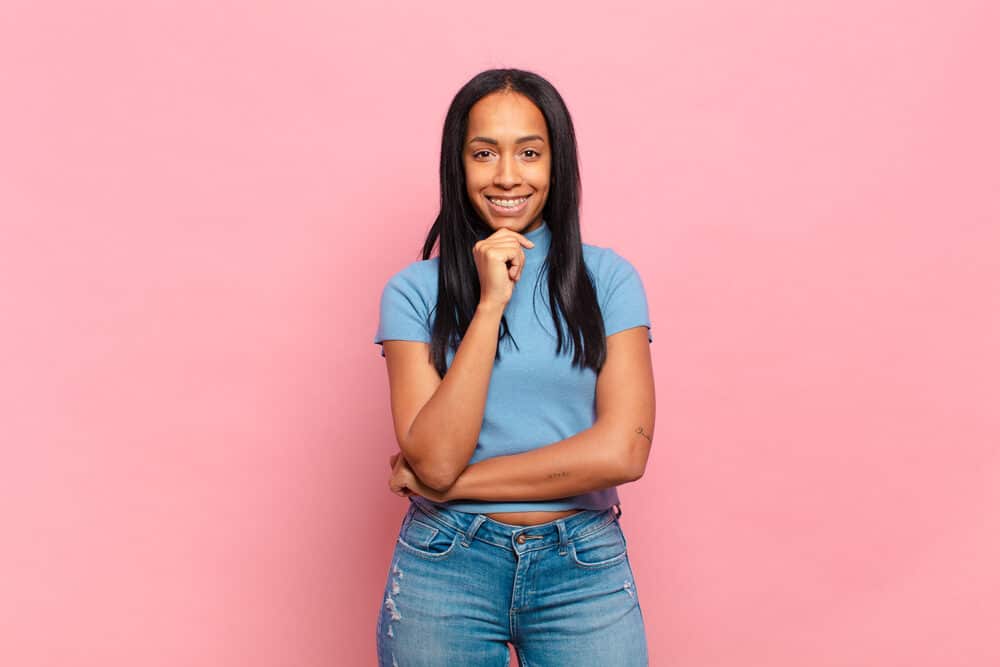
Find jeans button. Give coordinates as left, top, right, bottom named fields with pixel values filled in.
left=516, top=534, right=526, bottom=544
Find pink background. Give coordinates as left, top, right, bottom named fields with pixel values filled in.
left=2, top=1, right=998, bottom=665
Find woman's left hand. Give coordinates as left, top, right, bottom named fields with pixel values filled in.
left=388, top=451, right=448, bottom=503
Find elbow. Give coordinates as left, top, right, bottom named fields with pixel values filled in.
left=619, top=441, right=652, bottom=483
left=399, top=433, right=462, bottom=493
left=414, top=463, right=460, bottom=494
left=624, top=460, right=647, bottom=483
left=402, top=452, right=458, bottom=493
left=597, top=415, right=654, bottom=485
left=608, top=450, right=644, bottom=486
left=618, top=460, right=645, bottom=484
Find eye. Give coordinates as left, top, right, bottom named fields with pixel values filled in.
left=472, top=150, right=492, bottom=159
left=523, top=149, right=540, bottom=158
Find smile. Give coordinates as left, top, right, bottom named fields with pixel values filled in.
left=485, top=194, right=531, bottom=213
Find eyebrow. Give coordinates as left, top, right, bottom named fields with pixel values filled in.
left=467, top=134, right=546, bottom=146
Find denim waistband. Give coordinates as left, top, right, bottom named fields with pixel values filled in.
left=408, top=496, right=623, bottom=553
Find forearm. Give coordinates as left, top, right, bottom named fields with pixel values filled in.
left=405, top=302, right=504, bottom=490
left=442, top=421, right=636, bottom=503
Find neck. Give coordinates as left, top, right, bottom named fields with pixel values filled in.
left=521, top=219, right=551, bottom=270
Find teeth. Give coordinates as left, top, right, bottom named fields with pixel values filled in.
left=488, top=196, right=528, bottom=208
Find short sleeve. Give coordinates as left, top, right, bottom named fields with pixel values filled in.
left=600, top=250, right=653, bottom=343
left=373, top=268, right=434, bottom=357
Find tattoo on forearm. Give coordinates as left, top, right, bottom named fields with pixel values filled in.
left=547, top=471, right=570, bottom=480
left=635, top=426, right=653, bottom=442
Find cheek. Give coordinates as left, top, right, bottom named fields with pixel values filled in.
left=531, top=177, right=550, bottom=196
left=530, top=163, right=551, bottom=190
left=464, top=182, right=486, bottom=210
left=467, top=185, right=485, bottom=205
left=464, top=166, right=487, bottom=192
left=463, top=177, right=479, bottom=197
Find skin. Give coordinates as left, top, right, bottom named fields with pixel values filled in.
left=463, top=90, right=550, bottom=238
left=385, top=90, right=655, bottom=526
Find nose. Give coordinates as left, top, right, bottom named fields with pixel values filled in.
left=493, top=153, right=521, bottom=189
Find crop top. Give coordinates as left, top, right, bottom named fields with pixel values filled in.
left=373, top=219, right=652, bottom=513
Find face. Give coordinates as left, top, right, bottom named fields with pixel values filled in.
left=464, top=91, right=551, bottom=234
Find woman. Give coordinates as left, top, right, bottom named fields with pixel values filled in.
left=373, top=68, right=655, bottom=666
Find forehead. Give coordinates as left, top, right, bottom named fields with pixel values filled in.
left=466, top=91, right=548, bottom=140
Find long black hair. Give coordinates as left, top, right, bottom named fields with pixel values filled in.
left=421, top=68, right=607, bottom=378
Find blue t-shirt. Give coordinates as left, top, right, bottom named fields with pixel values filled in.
left=373, top=219, right=652, bottom=513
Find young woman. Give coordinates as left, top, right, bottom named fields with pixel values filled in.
left=373, top=68, right=655, bottom=666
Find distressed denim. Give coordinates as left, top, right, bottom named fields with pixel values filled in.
left=375, top=496, right=649, bottom=666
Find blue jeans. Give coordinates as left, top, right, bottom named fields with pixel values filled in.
left=375, top=496, right=649, bottom=666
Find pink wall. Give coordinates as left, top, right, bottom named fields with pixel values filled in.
left=2, top=1, right=998, bottom=665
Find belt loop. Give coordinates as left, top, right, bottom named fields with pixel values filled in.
left=555, top=519, right=569, bottom=556
left=462, top=514, right=487, bottom=548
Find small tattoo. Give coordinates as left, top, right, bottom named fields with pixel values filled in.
left=635, top=426, right=653, bottom=442
left=547, top=471, right=570, bottom=480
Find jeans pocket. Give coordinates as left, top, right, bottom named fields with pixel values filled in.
left=569, top=518, right=628, bottom=569
left=396, top=507, right=462, bottom=561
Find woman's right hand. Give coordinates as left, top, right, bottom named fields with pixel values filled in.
left=473, top=228, right=536, bottom=308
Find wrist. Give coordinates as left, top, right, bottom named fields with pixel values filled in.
left=475, top=301, right=505, bottom=320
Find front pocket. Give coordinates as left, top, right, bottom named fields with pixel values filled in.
left=569, top=520, right=628, bottom=569
left=396, top=511, right=461, bottom=561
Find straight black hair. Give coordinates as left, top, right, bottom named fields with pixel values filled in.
left=420, top=68, right=607, bottom=378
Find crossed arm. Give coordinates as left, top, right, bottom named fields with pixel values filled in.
left=388, top=325, right=655, bottom=502
left=435, top=418, right=654, bottom=503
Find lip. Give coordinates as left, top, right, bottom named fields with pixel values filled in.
left=485, top=193, right=532, bottom=216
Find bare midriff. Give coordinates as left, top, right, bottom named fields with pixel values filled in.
left=485, top=509, right=583, bottom=526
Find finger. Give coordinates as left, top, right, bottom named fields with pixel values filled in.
left=491, top=228, right=536, bottom=248
left=496, top=247, right=523, bottom=273
left=485, top=242, right=522, bottom=262
left=512, top=251, right=526, bottom=281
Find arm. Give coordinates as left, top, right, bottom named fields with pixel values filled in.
left=442, top=421, right=635, bottom=502
left=441, top=325, right=656, bottom=502
left=384, top=302, right=504, bottom=492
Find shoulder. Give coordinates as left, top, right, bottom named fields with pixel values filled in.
left=377, top=257, right=440, bottom=323
left=582, top=241, right=649, bottom=309
left=582, top=242, right=652, bottom=340
left=374, top=257, right=440, bottom=350
left=381, top=256, right=439, bottom=296
left=582, top=242, right=644, bottom=283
